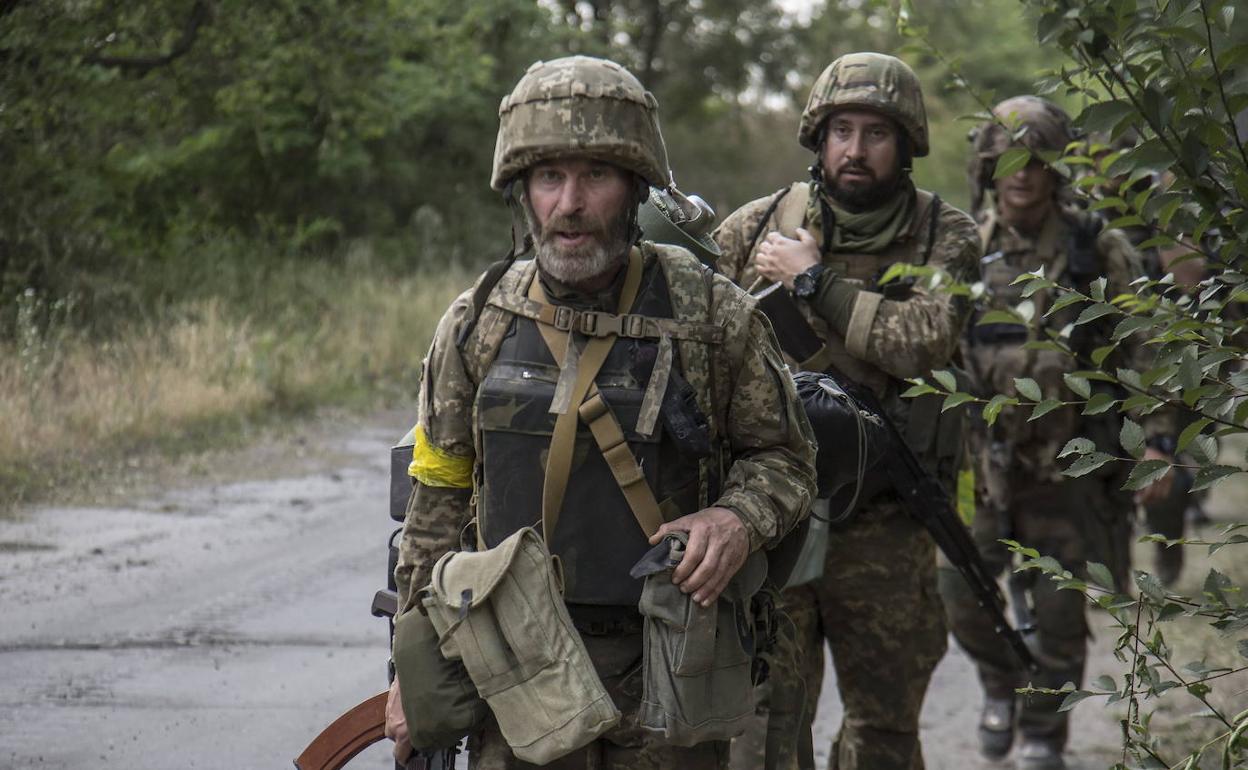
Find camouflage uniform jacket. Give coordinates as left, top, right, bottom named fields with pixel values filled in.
left=395, top=243, right=817, bottom=612
left=964, top=205, right=1166, bottom=479
left=712, top=180, right=980, bottom=409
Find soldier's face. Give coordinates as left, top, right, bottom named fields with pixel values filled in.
left=524, top=158, right=634, bottom=286
left=993, top=159, right=1058, bottom=215
left=820, top=110, right=902, bottom=210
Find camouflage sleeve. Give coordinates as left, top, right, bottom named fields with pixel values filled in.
left=710, top=279, right=818, bottom=551
left=712, top=196, right=774, bottom=288
left=838, top=203, right=982, bottom=379
left=1098, top=228, right=1179, bottom=440
left=394, top=288, right=478, bottom=614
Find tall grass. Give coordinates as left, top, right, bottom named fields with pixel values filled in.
left=0, top=255, right=470, bottom=509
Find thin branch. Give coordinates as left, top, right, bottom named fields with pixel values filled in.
left=84, top=1, right=208, bottom=76
left=1199, top=0, right=1248, bottom=171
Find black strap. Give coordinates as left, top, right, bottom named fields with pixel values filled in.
left=455, top=254, right=516, bottom=349
left=744, top=187, right=792, bottom=262
left=921, top=194, right=942, bottom=266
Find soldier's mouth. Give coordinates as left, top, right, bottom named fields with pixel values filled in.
left=554, top=231, right=592, bottom=247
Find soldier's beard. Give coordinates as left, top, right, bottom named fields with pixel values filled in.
left=525, top=205, right=633, bottom=287
left=827, top=162, right=904, bottom=212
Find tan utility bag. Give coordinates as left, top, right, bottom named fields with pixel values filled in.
left=421, top=527, right=620, bottom=765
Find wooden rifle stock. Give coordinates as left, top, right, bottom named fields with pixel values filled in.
left=294, top=691, right=388, bottom=770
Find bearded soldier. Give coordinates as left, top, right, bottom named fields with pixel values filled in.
left=384, top=56, right=817, bottom=769
left=714, top=52, right=980, bottom=770
left=941, top=95, right=1172, bottom=770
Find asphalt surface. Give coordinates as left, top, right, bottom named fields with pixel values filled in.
left=0, top=413, right=1127, bottom=770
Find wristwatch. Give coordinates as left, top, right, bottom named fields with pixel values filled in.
left=793, top=264, right=828, bottom=298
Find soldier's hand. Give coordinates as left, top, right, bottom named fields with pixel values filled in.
left=755, top=228, right=820, bottom=289
left=650, top=506, right=749, bottom=607
left=385, top=679, right=414, bottom=762
left=1134, top=446, right=1176, bottom=506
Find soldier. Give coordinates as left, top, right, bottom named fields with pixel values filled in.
left=943, top=95, right=1172, bottom=770
left=385, top=55, right=818, bottom=769
left=714, top=52, right=981, bottom=770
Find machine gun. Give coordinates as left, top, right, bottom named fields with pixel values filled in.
left=294, top=430, right=460, bottom=770
left=753, top=282, right=1037, bottom=672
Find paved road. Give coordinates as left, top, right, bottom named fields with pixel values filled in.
left=0, top=415, right=1126, bottom=769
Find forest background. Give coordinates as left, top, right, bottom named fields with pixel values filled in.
left=1, top=0, right=1066, bottom=505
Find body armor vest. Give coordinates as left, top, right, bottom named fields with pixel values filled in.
left=475, top=262, right=703, bottom=606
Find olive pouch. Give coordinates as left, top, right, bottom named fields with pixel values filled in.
left=632, top=532, right=768, bottom=746
left=392, top=604, right=488, bottom=749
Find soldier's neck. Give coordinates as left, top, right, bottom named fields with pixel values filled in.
left=997, top=200, right=1054, bottom=238
left=538, top=256, right=628, bottom=309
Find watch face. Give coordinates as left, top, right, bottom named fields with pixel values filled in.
left=794, top=272, right=816, bottom=297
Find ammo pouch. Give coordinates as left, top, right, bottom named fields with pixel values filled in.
left=421, top=527, right=620, bottom=765
left=631, top=532, right=768, bottom=746
left=903, top=366, right=972, bottom=491
left=393, top=605, right=489, bottom=749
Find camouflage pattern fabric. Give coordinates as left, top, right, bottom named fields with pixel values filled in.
left=395, top=244, right=817, bottom=763
left=946, top=205, right=1153, bottom=746
left=491, top=56, right=670, bottom=190
left=799, top=52, right=930, bottom=156
left=714, top=185, right=979, bottom=770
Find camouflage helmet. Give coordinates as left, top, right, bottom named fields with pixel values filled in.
left=970, top=95, right=1076, bottom=160
left=637, top=186, right=720, bottom=267
left=491, top=56, right=671, bottom=191
left=968, top=95, right=1076, bottom=213
left=799, top=52, right=929, bottom=157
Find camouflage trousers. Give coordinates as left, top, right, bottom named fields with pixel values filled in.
left=730, top=499, right=947, bottom=770
left=468, top=630, right=729, bottom=770
left=937, top=478, right=1099, bottom=745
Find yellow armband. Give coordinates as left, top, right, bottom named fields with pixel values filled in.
left=408, top=426, right=474, bottom=489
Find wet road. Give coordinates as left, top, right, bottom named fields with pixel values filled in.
left=0, top=425, right=401, bottom=769
left=0, top=415, right=1125, bottom=769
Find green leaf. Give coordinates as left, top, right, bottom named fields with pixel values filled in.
left=1090, top=344, right=1116, bottom=366
left=994, top=147, right=1032, bottom=179
left=1058, top=437, right=1095, bottom=459
left=1065, top=451, right=1115, bottom=477
left=1113, top=315, right=1155, bottom=341
left=1077, top=100, right=1135, bottom=134
left=933, top=369, right=957, bottom=392
left=1030, top=398, right=1064, bottom=420
left=1092, top=673, right=1116, bottom=692
left=1064, top=373, right=1092, bottom=399
left=1083, top=392, right=1118, bottom=414
left=983, top=394, right=1018, bottom=426
left=1014, top=377, right=1042, bottom=402
left=1178, top=418, right=1213, bottom=452
left=1135, top=571, right=1167, bottom=602
left=1087, top=562, right=1117, bottom=591
left=1057, top=689, right=1096, bottom=711
left=975, top=309, right=1026, bottom=326
left=1046, top=292, right=1090, bottom=317
left=1120, top=418, right=1145, bottom=459
left=1089, top=277, right=1107, bottom=302
left=1191, top=465, right=1241, bottom=492
left=942, top=392, right=976, bottom=412
left=1123, top=459, right=1171, bottom=490
left=1074, top=302, right=1118, bottom=326
left=900, top=381, right=939, bottom=398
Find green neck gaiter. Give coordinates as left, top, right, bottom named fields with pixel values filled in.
left=811, top=177, right=917, bottom=254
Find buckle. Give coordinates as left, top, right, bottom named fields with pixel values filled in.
left=578, top=311, right=624, bottom=337
left=622, top=314, right=646, bottom=338
left=552, top=305, right=575, bottom=331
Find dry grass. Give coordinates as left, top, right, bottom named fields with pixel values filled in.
left=0, top=262, right=470, bottom=508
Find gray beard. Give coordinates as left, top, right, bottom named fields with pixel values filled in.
left=524, top=202, right=633, bottom=287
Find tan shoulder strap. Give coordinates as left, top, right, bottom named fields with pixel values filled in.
left=774, top=181, right=811, bottom=239
left=527, top=249, right=663, bottom=544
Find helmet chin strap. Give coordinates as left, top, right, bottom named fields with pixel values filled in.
left=505, top=179, right=536, bottom=258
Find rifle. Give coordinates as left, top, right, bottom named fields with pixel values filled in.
left=753, top=282, right=1037, bottom=672
left=293, top=433, right=462, bottom=770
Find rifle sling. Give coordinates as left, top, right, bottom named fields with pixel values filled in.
left=527, top=249, right=663, bottom=543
